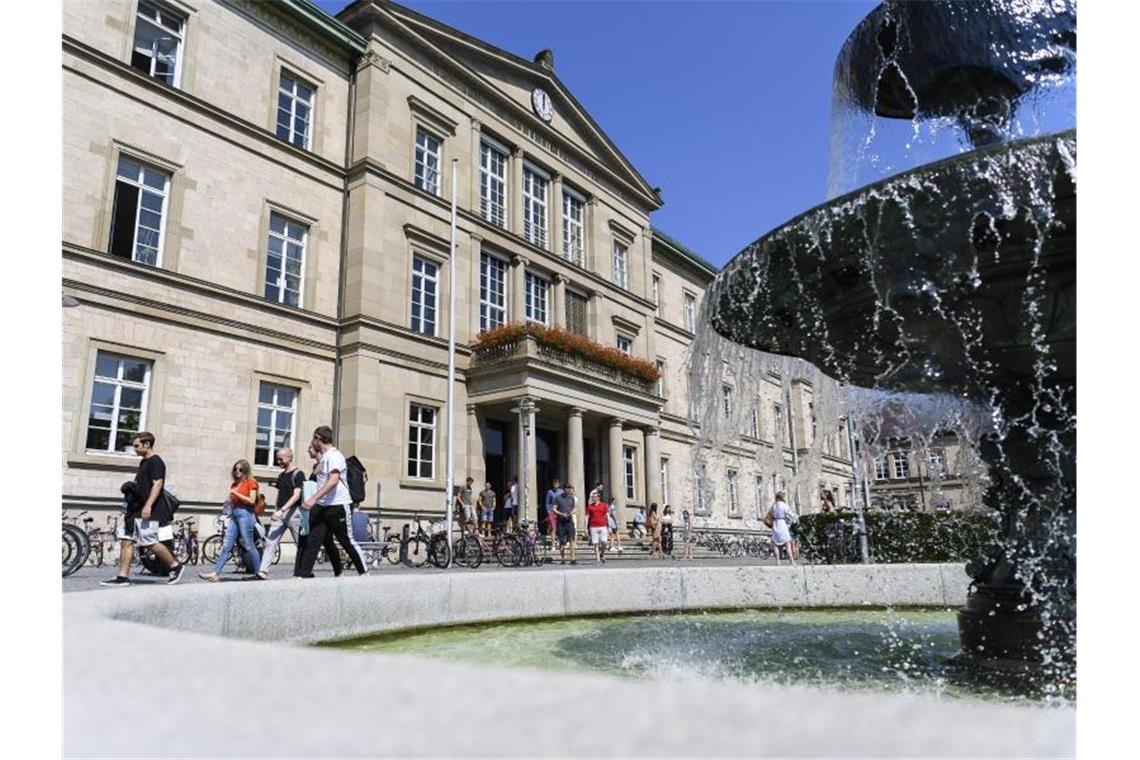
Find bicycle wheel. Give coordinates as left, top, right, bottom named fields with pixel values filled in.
left=383, top=542, right=401, bottom=564
left=87, top=535, right=105, bottom=567
left=402, top=536, right=430, bottom=567
left=63, top=524, right=89, bottom=576
left=453, top=535, right=480, bottom=569
left=200, top=534, right=223, bottom=566
left=494, top=534, right=523, bottom=568
left=429, top=534, right=451, bottom=569
left=531, top=538, right=548, bottom=566
left=172, top=536, right=190, bottom=566
left=62, top=528, right=83, bottom=577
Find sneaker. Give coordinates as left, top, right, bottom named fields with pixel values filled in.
left=167, top=564, right=185, bottom=585
left=100, top=576, right=131, bottom=587
left=256, top=570, right=269, bottom=581
left=198, top=571, right=219, bottom=582
left=570, top=560, right=578, bottom=565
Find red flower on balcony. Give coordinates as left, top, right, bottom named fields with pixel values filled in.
left=473, top=323, right=662, bottom=383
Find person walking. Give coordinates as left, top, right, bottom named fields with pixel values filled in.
left=631, top=506, right=647, bottom=540
left=585, top=489, right=610, bottom=564
left=477, top=481, right=496, bottom=538
left=553, top=483, right=577, bottom=565
left=199, top=459, right=261, bottom=581
left=101, top=431, right=183, bottom=586
left=294, top=444, right=343, bottom=577
left=544, top=478, right=562, bottom=541
left=661, top=505, right=676, bottom=558
left=606, top=496, right=624, bottom=555
left=767, top=492, right=798, bottom=565
left=254, top=447, right=306, bottom=580
left=647, top=503, right=663, bottom=559
left=296, top=426, right=367, bottom=577
left=681, top=509, right=694, bottom=561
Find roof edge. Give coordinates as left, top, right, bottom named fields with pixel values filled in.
left=652, top=228, right=719, bottom=277
left=278, top=0, right=367, bottom=56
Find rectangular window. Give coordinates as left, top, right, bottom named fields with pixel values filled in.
left=623, top=445, right=637, bottom=500
left=523, top=166, right=549, bottom=248
left=695, top=465, right=709, bottom=514
left=755, top=475, right=766, bottom=518
left=874, top=456, right=889, bottom=480
left=407, top=403, right=437, bottom=479
left=722, top=385, right=732, bottom=418
left=928, top=449, right=946, bottom=475
left=524, top=271, right=550, bottom=324
left=414, top=129, right=442, bottom=196
left=109, top=156, right=170, bottom=266
left=479, top=141, right=507, bottom=228
left=131, top=1, right=184, bottom=86
left=479, top=252, right=507, bottom=330
left=892, top=452, right=910, bottom=479
left=750, top=407, right=760, bottom=438
left=660, top=458, right=670, bottom=505
left=410, top=255, right=439, bottom=335
left=655, top=360, right=666, bottom=398
left=651, top=274, right=661, bottom=311
left=565, top=289, right=588, bottom=336
left=264, top=213, right=307, bottom=308
left=683, top=292, right=696, bottom=332
left=276, top=72, right=315, bottom=150
left=617, top=334, right=633, bottom=356
left=727, top=469, right=740, bottom=516
left=612, top=241, right=628, bottom=289
left=562, top=190, right=585, bottom=266
left=255, top=383, right=298, bottom=467
left=86, top=351, right=151, bottom=454
left=773, top=403, right=784, bottom=440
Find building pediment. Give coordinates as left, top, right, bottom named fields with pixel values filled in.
left=341, top=1, right=661, bottom=211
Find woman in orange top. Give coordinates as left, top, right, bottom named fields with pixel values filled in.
left=199, top=459, right=261, bottom=581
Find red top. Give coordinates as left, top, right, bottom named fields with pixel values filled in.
left=231, top=477, right=258, bottom=511
left=585, top=501, right=609, bottom=528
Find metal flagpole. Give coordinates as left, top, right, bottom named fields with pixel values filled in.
left=444, top=160, right=458, bottom=566
left=846, top=416, right=871, bottom=564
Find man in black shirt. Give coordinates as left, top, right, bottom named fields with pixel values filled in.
left=256, top=446, right=306, bottom=580
left=102, top=431, right=183, bottom=586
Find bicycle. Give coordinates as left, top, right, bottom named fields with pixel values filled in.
left=200, top=514, right=280, bottom=573
left=62, top=521, right=88, bottom=577
left=452, top=517, right=485, bottom=569
left=400, top=514, right=450, bottom=568
left=493, top=520, right=548, bottom=568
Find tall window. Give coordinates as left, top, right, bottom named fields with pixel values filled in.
left=479, top=252, right=507, bottom=330
left=276, top=72, right=315, bottom=150
left=683, top=292, right=696, bottom=332
left=565, top=289, right=588, bottom=336
left=86, top=352, right=151, bottom=454
left=562, top=191, right=585, bottom=265
left=612, top=241, right=628, bottom=289
left=660, top=458, right=670, bottom=505
left=755, top=475, right=766, bottom=518
left=892, top=452, right=910, bottom=479
left=727, top=469, right=740, bottom=516
left=131, top=1, right=184, bottom=86
left=651, top=274, right=661, bottom=311
left=265, top=213, right=307, bottom=308
left=655, top=360, right=666, bottom=398
left=928, top=449, right=946, bottom=475
left=407, top=403, right=437, bottom=479
left=722, top=385, right=732, bottom=418
left=523, top=167, right=549, bottom=247
left=617, top=334, right=633, bottom=356
left=750, top=407, right=760, bottom=438
left=479, top=141, right=507, bottom=228
left=773, top=403, right=784, bottom=440
left=255, top=383, right=297, bottom=467
left=695, top=465, right=709, bottom=514
left=109, top=156, right=169, bottom=266
left=623, top=445, right=637, bottom=500
left=874, top=456, right=889, bottom=480
left=414, top=129, right=442, bottom=196
left=410, top=256, right=438, bottom=335
left=524, top=271, right=550, bottom=324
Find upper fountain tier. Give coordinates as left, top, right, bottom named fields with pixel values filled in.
left=827, top=0, right=1075, bottom=198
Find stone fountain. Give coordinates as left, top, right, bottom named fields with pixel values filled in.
left=702, top=0, right=1076, bottom=686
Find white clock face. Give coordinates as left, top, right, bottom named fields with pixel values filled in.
left=532, top=88, right=553, bottom=122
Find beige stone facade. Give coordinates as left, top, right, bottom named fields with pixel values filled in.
left=64, top=0, right=898, bottom=539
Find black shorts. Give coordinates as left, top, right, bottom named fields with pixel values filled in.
left=556, top=519, right=575, bottom=544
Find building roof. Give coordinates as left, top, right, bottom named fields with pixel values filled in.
left=278, top=0, right=368, bottom=55
left=652, top=228, right=719, bottom=278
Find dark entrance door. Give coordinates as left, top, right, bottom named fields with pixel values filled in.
left=483, top=420, right=508, bottom=500
left=583, top=437, right=596, bottom=491
left=535, top=427, right=560, bottom=527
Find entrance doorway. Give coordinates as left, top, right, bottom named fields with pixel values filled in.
left=483, top=420, right=508, bottom=499
left=534, top=427, right=560, bottom=523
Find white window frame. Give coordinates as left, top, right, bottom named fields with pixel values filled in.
left=651, top=274, right=661, bottom=312
left=414, top=128, right=443, bottom=196
left=727, top=469, right=740, bottom=516
left=562, top=188, right=585, bottom=266
left=722, top=385, right=733, bottom=418
left=928, top=449, right=946, bottom=475
left=695, top=465, right=710, bottom=515
left=265, top=212, right=308, bottom=308
left=874, top=456, right=889, bottom=480
left=524, top=271, right=550, bottom=325
left=623, top=445, right=637, bottom=501
left=85, top=351, right=152, bottom=455
left=655, top=360, right=666, bottom=398
left=479, top=139, right=508, bottom=228
left=112, top=156, right=170, bottom=267
left=892, top=452, right=910, bottom=479
left=616, top=334, right=634, bottom=356
left=276, top=71, right=315, bottom=150
left=131, top=0, right=185, bottom=87
left=682, top=292, right=696, bottom=332
left=479, top=251, right=508, bottom=331
left=410, top=255, right=439, bottom=336
left=612, top=240, right=629, bottom=289
left=523, top=164, right=549, bottom=248
left=407, top=403, right=438, bottom=480
left=660, top=457, right=670, bottom=505
left=255, top=382, right=299, bottom=468
left=750, top=407, right=760, bottom=438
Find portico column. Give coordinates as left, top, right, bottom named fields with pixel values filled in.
left=608, top=418, right=626, bottom=526
left=567, top=407, right=585, bottom=523
left=644, top=425, right=662, bottom=508
left=510, top=254, right=528, bottom=323
left=515, top=398, right=539, bottom=523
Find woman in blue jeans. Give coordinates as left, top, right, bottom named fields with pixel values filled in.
left=199, top=459, right=261, bottom=581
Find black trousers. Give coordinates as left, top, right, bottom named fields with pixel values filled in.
left=662, top=526, right=674, bottom=555
left=294, top=529, right=343, bottom=577
left=298, top=504, right=366, bottom=577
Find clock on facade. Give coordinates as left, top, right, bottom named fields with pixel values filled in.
left=531, top=88, right=553, bottom=122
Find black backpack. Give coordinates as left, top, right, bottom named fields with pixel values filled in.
left=345, top=456, right=367, bottom=505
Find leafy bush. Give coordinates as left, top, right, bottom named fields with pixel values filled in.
left=797, top=509, right=1000, bottom=564
left=472, top=322, right=662, bottom=383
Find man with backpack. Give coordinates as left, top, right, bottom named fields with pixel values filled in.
left=296, top=426, right=368, bottom=577
left=256, top=446, right=306, bottom=580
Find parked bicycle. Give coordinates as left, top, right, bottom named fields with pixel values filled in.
left=400, top=514, right=450, bottom=568
left=493, top=519, right=548, bottom=568
left=62, top=516, right=89, bottom=577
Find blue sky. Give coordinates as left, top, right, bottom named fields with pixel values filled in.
left=314, top=0, right=878, bottom=267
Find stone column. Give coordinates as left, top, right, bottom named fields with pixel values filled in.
left=550, top=172, right=564, bottom=258
left=551, top=273, right=567, bottom=329
left=466, top=404, right=484, bottom=486
left=567, top=407, right=585, bottom=523
left=515, top=398, right=539, bottom=524
left=511, top=147, right=525, bottom=237
left=510, top=254, right=528, bottom=323
left=644, top=425, right=662, bottom=508
left=608, top=418, right=626, bottom=526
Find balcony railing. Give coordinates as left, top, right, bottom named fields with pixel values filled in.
left=472, top=335, right=657, bottom=396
